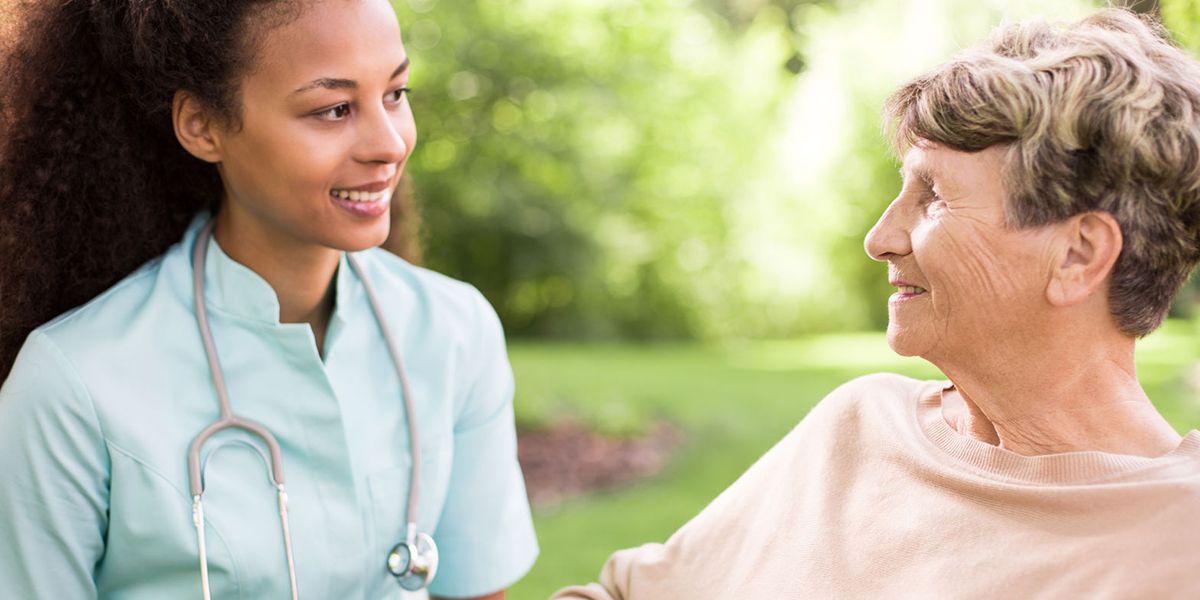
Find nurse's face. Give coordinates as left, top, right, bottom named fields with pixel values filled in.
left=214, top=0, right=416, bottom=253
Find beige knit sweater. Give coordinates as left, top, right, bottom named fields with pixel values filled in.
left=552, top=374, right=1200, bottom=599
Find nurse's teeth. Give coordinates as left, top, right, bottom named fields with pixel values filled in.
left=330, top=188, right=390, bottom=202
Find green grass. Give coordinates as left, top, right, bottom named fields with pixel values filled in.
left=505, top=322, right=1200, bottom=599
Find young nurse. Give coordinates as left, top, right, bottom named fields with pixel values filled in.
left=0, top=0, right=537, bottom=598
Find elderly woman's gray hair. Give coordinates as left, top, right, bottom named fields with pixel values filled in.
left=885, top=8, right=1200, bottom=336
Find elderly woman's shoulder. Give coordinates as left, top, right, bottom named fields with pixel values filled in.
left=830, top=372, right=940, bottom=401
left=808, top=372, right=943, bottom=421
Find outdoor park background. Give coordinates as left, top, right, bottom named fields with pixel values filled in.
left=388, top=0, right=1200, bottom=597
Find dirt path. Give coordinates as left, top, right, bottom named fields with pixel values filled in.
left=518, top=420, right=683, bottom=508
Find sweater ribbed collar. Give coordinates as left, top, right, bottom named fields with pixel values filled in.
left=916, top=382, right=1200, bottom=485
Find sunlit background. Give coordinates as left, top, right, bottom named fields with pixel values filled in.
left=389, top=0, right=1200, bottom=596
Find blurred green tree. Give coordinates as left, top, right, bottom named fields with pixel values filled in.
left=1162, top=0, right=1200, bottom=320
left=1164, top=0, right=1200, bottom=45
left=400, top=0, right=797, bottom=339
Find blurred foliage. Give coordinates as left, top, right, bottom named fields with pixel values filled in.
left=1162, top=0, right=1200, bottom=50
left=1162, top=0, right=1200, bottom=318
left=400, top=0, right=796, bottom=340
left=400, top=0, right=1200, bottom=340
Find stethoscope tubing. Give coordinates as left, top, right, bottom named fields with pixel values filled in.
left=186, top=219, right=428, bottom=597
left=348, top=248, right=422, bottom=530
left=189, top=220, right=299, bottom=600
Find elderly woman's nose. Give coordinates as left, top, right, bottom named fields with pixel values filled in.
left=864, top=200, right=912, bottom=261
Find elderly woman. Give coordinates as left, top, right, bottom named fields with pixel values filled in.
left=554, top=8, right=1200, bottom=599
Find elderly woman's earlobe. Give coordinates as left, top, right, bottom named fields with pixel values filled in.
left=1045, top=211, right=1123, bottom=307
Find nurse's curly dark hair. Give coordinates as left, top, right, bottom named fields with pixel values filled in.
left=0, top=0, right=295, bottom=380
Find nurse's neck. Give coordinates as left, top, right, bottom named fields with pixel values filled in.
left=212, top=211, right=339, bottom=357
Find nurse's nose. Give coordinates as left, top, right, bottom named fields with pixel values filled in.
left=353, top=105, right=410, bottom=165
left=864, top=196, right=913, bottom=262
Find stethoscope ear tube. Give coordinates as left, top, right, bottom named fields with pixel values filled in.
left=188, top=420, right=287, bottom=496
left=189, top=220, right=299, bottom=600
left=188, top=220, right=289, bottom=495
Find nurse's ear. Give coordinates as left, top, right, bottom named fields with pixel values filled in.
left=172, top=90, right=225, bottom=164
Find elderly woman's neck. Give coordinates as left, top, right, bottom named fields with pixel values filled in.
left=934, top=332, right=1183, bottom=458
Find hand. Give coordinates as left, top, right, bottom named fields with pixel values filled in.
left=433, top=590, right=505, bottom=600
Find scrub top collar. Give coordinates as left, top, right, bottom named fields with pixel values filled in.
left=193, top=215, right=364, bottom=328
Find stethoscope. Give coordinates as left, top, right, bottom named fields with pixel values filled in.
left=186, top=220, right=438, bottom=599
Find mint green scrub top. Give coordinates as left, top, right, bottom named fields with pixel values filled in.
left=0, top=216, right=539, bottom=598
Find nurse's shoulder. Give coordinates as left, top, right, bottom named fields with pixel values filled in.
left=355, top=246, right=505, bottom=348
left=0, top=241, right=192, bottom=560
left=354, top=247, right=512, bottom=420
left=28, top=238, right=198, bottom=382
left=0, top=232, right=206, bottom=459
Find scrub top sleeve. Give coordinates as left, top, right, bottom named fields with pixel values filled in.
left=0, top=331, right=109, bottom=599
left=427, top=289, right=538, bottom=598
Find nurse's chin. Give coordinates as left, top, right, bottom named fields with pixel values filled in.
left=321, top=223, right=392, bottom=254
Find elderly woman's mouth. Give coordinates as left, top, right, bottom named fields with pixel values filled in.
left=892, top=285, right=928, bottom=301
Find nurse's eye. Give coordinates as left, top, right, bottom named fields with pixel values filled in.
left=315, top=103, right=351, bottom=121
left=386, top=87, right=411, bottom=103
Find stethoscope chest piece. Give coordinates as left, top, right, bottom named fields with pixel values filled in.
left=387, top=530, right=439, bottom=591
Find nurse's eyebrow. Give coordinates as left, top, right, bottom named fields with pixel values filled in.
left=290, top=58, right=411, bottom=96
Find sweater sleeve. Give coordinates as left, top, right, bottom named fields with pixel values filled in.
left=549, top=376, right=881, bottom=599
left=551, top=543, right=672, bottom=600
left=550, top=393, right=841, bottom=599
left=0, top=331, right=110, bottom=599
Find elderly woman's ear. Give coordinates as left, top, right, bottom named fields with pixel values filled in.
left=1045, top=211, right=1123, bottom=308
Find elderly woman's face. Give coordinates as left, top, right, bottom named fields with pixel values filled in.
left=863, top=142, right=1059, bottom=360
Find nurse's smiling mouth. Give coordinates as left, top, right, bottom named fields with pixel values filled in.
left=330, top=180, right=393, bottom=217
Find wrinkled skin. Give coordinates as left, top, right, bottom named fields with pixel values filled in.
left=864, top=142, right=1060, bottom=365
left=862, top=140, right=1183, bottom=458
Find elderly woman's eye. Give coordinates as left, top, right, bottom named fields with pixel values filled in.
left=920, top=191, right=944, bottom=213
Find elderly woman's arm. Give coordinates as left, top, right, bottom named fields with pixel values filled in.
left=549, top=422, right=812, bottom=599
left=550, top=378, right=863, bottom=600
left=551, top=544, right=673, bottom=600
left=554, top=542, right=696, bottom=600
